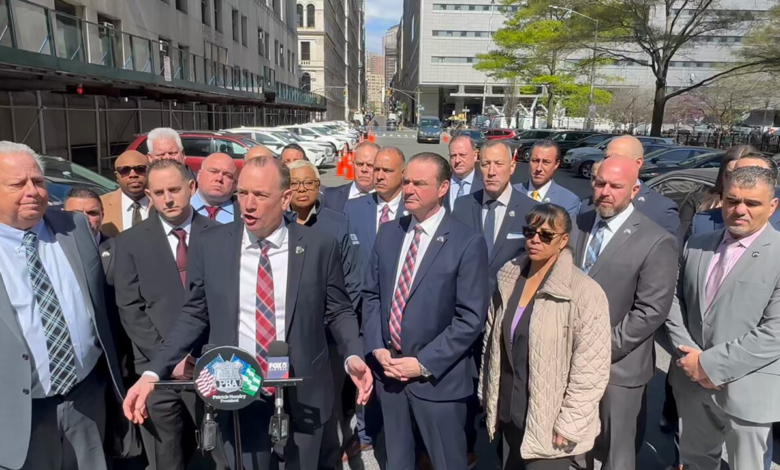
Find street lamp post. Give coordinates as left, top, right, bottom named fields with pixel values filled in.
left=551, top=6, right=599, bottom=131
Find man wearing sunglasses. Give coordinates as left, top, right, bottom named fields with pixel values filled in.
left=101, top=150, right=150, bottom=237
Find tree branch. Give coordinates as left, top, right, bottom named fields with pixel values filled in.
left=664, top=62, right=769, bottom=100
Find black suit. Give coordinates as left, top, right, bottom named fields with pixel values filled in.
left=114, top=212, right=218, bottom=470
left=322, top=183, right=352, bottom=213
left=149, top=221, right=363, bottom=470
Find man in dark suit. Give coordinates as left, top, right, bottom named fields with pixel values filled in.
left=345, top=146, right=407, bottom=273
left=444, top=135, right=484, bottom=211
left=114, top=159, right=219, bottom=470
left=322, top=141, right=379, bottom=213
left=570, top=156, right=678, bottom=470
left=190, top=152, right=240, bottom=224
left=514, top=140, right=580, bottom=219
left=0, top=142, right=124, bottom=470
left=63, top=187, right=116, bottom=282
left=363, top=152, right=490, bottom=470
left=123, top=156, right=372, bottom=470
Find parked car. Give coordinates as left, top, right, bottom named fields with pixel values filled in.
left=646, top=168, right=718, bottom=209
left=513, top=130, right=599, bottom=162
left=225, top=127, right=335, bottom=167
left=417, top=116, right=443, bottom=143
left=639, top=151, right=725, bottom=181
left=386, top=119, right=398, bottom=131
left=484, top=128, right=517, bottom=141
left=452, top=128, right=487, bottom=149
left=43, top=155, right=119, bottom=206
left=126, top=130, right=270, bottom=172
left=564, top=136, right=676, bottom=178
left=642, top=146, right=714, bottom=166
left=283, top=125, right=352, bottom=151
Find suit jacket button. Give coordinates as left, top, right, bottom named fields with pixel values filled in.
left=22, top=389, right=29, bottom=395
left=21, top=354, right=29, bottom=360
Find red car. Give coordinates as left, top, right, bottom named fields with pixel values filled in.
left=483, top=128, right=517, bottom=140
left=126, top=130, right=272, bottom=172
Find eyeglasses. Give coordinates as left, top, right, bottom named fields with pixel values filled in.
left=116, top=165, right=148, bottom=177
left=290, top=180, right=319, bottom=190
left=522, top=226, right=564, bottom=244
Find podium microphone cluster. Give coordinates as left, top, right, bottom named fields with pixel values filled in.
left=267, top=341, right=291, bottom=445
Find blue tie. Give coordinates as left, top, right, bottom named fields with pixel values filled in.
left=583, top=220, right=608, bottom=274
left=456, top=180, right=466, bottom=198
left=484, top=200, right=497, bottom=255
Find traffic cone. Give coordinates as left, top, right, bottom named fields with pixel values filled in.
left=368, top=130, right=375, bottom=143
left=442, top=132, right=450, bottom=144
left=336, top=152, right=346, bottom=177
left=345, top=151, right=355, bottom=181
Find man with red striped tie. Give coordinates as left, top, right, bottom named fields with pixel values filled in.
left=190, top=152, right=240, bottom=224
left=123, top=156, right=371, bottom=470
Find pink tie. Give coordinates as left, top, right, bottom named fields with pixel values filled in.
left=704, top=242, right=739, bottom=309
left=379, top=204, right=391, bottom=225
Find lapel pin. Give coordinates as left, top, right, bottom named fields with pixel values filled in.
left=296, top=246, right=305, bottom=255
left=436, top=236, right=445, bottom=243
left=543, top=198, right=551, bottom=203
left=752, top=251, right=759, bottom=258
left=637, top=196, right=646, bottom=203
left=101, top=251, right=110, bottom=258
left=623, top=228, right=632, bottom=235
left=403, top=210, right=409, bottom=216
left=508, top=211, right=515, bottom=218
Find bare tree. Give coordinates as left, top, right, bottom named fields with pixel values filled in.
left=502, top=78, right=520, bottom=126
left=602, top=88, right=654, bottom=133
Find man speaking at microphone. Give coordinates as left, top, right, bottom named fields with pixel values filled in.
left=122, top=156, right=372, bottom=470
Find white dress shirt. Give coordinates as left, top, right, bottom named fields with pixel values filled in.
left=159, top=210, right=195, bottom=259
left=526, top=179, right=552, bottom=201
left=449, top=169, right=476, bottom=208
left=393, top=206, right=447, bottom=289
left=348, top=182, right=374, bottom=200
left=587, top=203, right=635, bottom=256
left=238, top=222, right=289, bottom=352
left=0, top=220, right=102, bottom=397
left=121, top=192, right=150, bottom=230
left=375, top=191, right=403, bottom=234
left=481, top=184, right=513, bottom=244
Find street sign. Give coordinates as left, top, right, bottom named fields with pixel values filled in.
left=163, top=56, right=171, bottom=82
left=418, top=106, right=425, bottom=111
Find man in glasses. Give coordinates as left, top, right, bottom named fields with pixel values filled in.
left=101, top=150, right=150, bottom=237
left=190, top=153, right=240, bottom=224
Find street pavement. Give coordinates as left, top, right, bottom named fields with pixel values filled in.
left=321, top=130, right=780, bottom=470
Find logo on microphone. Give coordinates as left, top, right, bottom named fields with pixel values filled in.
left=267, top=358, right=289, bottom=380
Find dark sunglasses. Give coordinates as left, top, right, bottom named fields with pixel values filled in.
left=116, top=165, right=148, bottom=177
left=522, top=226, right=563, bottom=244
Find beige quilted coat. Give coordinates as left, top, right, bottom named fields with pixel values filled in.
left=479, top=249, right=611, bottom=460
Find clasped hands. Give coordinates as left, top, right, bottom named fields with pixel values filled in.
left=373, top=348, right=423, bottom=381
left=676, top=345, right=722, bottom=391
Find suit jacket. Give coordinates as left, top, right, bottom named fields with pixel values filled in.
left=443, top=172, right=484, bottom=212
left=99, top=235, right=116, bottom=286
left=687, top=207, right=780, bottom=242
left=570, top=209, right=678, bottom=387
left=0, top=210, right=124, bottom=470
left=362, top=213, right=490, bottom=401
left=666, top=226, right=780, bottom=423
left=344, top=193, right=406, bottom=274
left=451, top=188, right=538, bottom=293
left=513, top=180, right=581, bottom=220
left=100, top=189, right=125, bottom=238
left=322, top=183, right=352, bottom=213
left=149, top=221, right=362, bottom=428
left=114, top=212, right=218, bottom=372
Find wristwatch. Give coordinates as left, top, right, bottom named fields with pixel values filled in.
left=419, top=361, right=432, bottom=378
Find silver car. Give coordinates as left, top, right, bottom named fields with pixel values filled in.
left=564, top=136, right=676, bottom=178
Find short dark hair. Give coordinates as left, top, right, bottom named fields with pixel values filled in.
left=147, top=158, right=192, bottom=181
left=525, top=203, right=572, bottom=235
left=408, top=152, right=451, bottom=185
left=244, top=156, right=291, bottom=190
left=738, top=152, right=778, bottom=183
left=728, top=166, right=776, bottom=192
left=65, top=187, right=103, bottom=209
left=480, top=140, right=512, bottom=159
left=282, top=143, right=307, bottom=159
left=531, top=139, right=561, bottom=161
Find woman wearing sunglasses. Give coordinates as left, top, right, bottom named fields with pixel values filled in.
left=479, top=203, right=611, bottom=469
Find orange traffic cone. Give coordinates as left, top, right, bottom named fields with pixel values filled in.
left=442, top=132, right=450, bottom=144
left=336, top=152, right=346, bottom=177
left=368, top=130, right=375, bottom=143
left=345, top=154, right=355, bottom=181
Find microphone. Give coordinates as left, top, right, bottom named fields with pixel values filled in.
left=267, top=341, right=291, bottom=445
left=198, top=344, right=218, bottom=452
left=266, top=341, right=289, bottom=380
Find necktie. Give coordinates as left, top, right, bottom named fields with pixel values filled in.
left=172, top=229, right=188, bottom=287
left=483, top=200, right=497, bottom=255
left=22, top=231, right=78, bottom=395
left=456, top=180, right=466, bottom=199
left=255, top=241, right=276, bottom=394
left=531, top=190, right=540, bottom=202
left=704, top=241, right=739, bottom=309
left=131, top=202, right=142, bottom=227
left=389, top=225, right=424, bottom=352
left=205, top=206, right=221, bottom=219
left=379, top=204, right=391, bottom=225
left=583, top=220, right=609, bottom=274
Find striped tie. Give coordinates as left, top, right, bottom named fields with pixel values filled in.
left=255, top=240, right=276, bottom=393
left=22, top=231, right=78, bottom=395
left=583, top=220, right=608, bottom=274
left=389, top=225, right=424, bottom=352
left=379, top=204, right=391, bottom=225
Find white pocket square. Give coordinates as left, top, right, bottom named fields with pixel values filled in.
left=507, top=233, right=525, bottom=240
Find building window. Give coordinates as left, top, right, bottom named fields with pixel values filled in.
left=201, top=0, right=210, bottom=25
left=431, top=56, right=475, bottom=64
left=265, top=32, right=271, bottom=58
left=297, top=4, right=303, bottom=27
left=279, top=44, right=284, bottom=69
left=232, top=9, right=239, bottom=42
left=288, top=50, right=292, bottom=72
left=306, top=4, right=315, bottom=27
left=274, top=39, right=279, bottom=65
left=300, top=41, right=310, bottom=61
left=214, top=0, right=222, bottom=32
left=241, top=15, right=247, bottom=46
left=411, top=14, right=415, bottom=41
left=258, top=28, right=265, bottom=57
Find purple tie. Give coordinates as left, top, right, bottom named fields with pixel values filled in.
left=704, top=242, right=739, bottom=309
left=379, top=204, right=391, bottom=225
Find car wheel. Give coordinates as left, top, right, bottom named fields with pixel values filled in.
left=417, top=139, right=422, bottom=143
left=522, top=149, right=531, bottom=161
left=579, top=161, right=594, bottom=179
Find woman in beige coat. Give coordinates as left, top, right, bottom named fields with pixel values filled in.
left=479, top=203, right=611, bottom=469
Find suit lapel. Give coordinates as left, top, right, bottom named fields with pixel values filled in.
left=708, top=228, right=773, bottom=312
left=489, top=190, right=523, bottom=265
left=285, top=223, right=306, bottom=337
left=146, top=214, right=180, bottom=281
left=695, top=231, right=721, bottom=312
left=575, top=211, right=596, bottom=269
left=634, top=184, right=650, bottom=209
left=0, top=273, right=24, bottom=343
left=470, top=191, right=483, bottom=230
left=383, top=218, right=409, bottom=313
left=225, top=223, right=243, bottom=337
left=588, top=210, right=642, bottom=278
left=45, top=212, right=97, bottom=316
left=408, top=215, right=451, bottom=298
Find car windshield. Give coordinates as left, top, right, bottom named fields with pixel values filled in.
left=517, top=130, right=548, bottom=139
left=550, top=132, right=567, bottom=142
left=461, top=130, right=483, bottom=138
left=420, top=119, right=440, bottom=127
left=42, top=156, right=119, bottom=204
left=679, top=152, right=722, bottom=167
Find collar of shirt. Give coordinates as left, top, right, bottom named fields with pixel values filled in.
left=527, top=179, right=552, bottom=200
left=452, top=169, right=476, bottom=188
left=300, top=201, right=320, bottom=225
left=482, top=183, right=513, bottom=207
left=121, top=192, right=149, bottom=212
left=159, top=209, right=195, bottom=236
left=594, top=203, right=635, bottom=234
left=0, top=219, right=47, bottom=249
left=191, top=191, right=234, bottom=216
left=243, top=220, right=288, bottom=250
left=723, top=223, right=767, bottom=249
left=410, top=205, right=446, bottom=236
left=379, top=191, right=403, bottom=215
left=348, top=182, right=373, bottom=199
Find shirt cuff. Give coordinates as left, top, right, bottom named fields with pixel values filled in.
left=142, top=371, right=160, bottom=381
left=343, top=355, right=359, bottom=373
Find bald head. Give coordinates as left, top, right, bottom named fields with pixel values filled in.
left=114, top=150, right=148, bottom=200
left=115, top=150, right=147, bottom=169
left=605, top=136, right=645, bottom=166
left=198, top=153, right=238, bottom=206
left=593, top=155, right=640, bottom=219
left=245, top=145, right=275, bottom=161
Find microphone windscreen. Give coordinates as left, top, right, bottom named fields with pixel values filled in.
left=267, top=341, right=289, bottom=357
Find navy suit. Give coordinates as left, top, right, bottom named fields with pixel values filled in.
left=443, top=171, right=484, bottom=212
left=322, top=183, right=352, bottom=213
left=344, top=193, right=406, bottom=274
left=514, top=180, right=581, bottom=220
left=362, top=213, right=489, bottom=470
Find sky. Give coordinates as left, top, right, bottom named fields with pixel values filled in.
left=365, top=0, right=402, bottom=54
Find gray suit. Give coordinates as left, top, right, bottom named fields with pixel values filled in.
left=0, top=209, right=123, bottom=470
left=571, top=208, right=678, bottom=470
left=666, top=225, right=780, bottom=469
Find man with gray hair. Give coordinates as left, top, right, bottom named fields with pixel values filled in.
left=667, top=165, right=780, bottom=470
left=322, top=141, right=379, bottom=213
left=0, top=141, right=125, bottom=470
left=145, top=127, right=196, bottom=179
